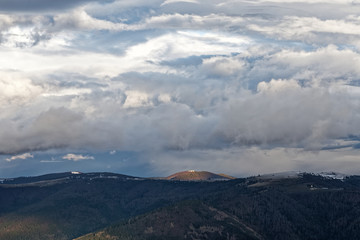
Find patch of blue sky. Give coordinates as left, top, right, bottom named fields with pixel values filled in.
left=253, top=34, right=317, bottom=52
left=337, top=44, right=360, bottom=52
left=68, top=29, right=166, bottom=55
left=160, top=55, right=218, bottom=67
left=91, top=6, right=160, bottom=25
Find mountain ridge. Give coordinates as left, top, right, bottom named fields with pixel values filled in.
left=0, top=170, right=349, bottom=183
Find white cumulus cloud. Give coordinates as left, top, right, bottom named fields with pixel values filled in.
left=63, top=153, right=95, bottom=161
left=6, top=153, right=34, bottom=162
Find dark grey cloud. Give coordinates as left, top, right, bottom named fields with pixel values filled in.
left=0, top=0, right=114, bottom=12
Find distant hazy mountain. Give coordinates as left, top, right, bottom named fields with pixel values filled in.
left=1, top=171, right=360, bottom=240
left=0, top=171, right=138, bottom=186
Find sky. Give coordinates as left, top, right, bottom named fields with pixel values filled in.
left=1, top=0, right=360, bottom=178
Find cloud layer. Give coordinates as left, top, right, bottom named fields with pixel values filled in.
left=0, top=0, right=112, bottom=12
left=1, top=0, right=360, bottom=176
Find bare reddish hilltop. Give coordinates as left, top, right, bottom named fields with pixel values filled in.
left=165, top=170, right=235, bottom=181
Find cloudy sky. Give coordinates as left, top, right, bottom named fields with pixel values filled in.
left=1, top=0, right=360, bottom=178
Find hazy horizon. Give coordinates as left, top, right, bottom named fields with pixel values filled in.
left=1, top=0, right=360, bottom=178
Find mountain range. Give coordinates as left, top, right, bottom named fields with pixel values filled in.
left=1, top=171, right=360, bottom=239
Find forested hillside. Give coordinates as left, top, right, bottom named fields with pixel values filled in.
left=1, top=172, right=360, bottom=239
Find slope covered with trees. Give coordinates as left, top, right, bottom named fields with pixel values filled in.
left=0, top=172, right=360, bottom=239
